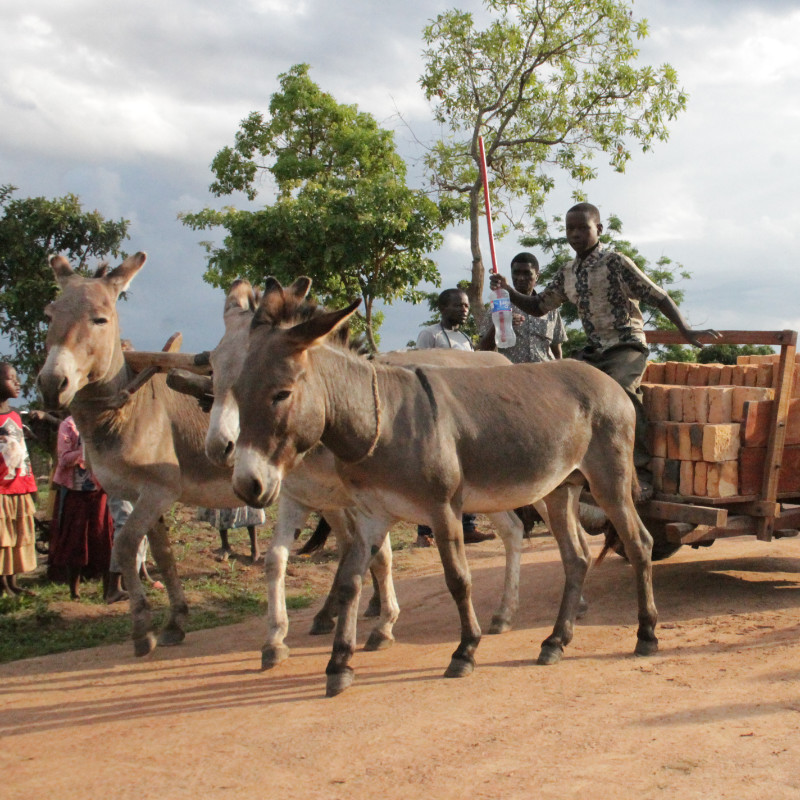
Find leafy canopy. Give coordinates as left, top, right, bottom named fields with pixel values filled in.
left=420, top=0, right=687, bottom=316
left=0, top=185, right=129, bottom=394
left=182, top=64, right=446, bottom=351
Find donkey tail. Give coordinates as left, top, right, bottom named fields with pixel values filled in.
left=297, top=516, right=332, bottom=555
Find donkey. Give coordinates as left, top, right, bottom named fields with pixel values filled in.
left=203, top=279, right=529, bottom=669
left=231, top=279, right=658, bottom=696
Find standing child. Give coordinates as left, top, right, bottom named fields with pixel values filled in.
left=0, top=362, right=38, bottom=596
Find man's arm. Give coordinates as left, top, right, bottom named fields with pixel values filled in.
left=550, top=342, right=562, bottom=360
left=656, top=295, right=721, bottom=348
left=477, top=326, right=496, bottom=351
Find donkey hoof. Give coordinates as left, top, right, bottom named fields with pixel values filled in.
left=488, top=615, right=512, bottom=635
left=133, top=632, right=157, bottom=657
left=157, top=627, right=186, bottom=647
left=364, top=630, right=394, bottom=651
left=326, top=668, right=355, bottom=697
left=363, top=600, right=381, bottom=619
left=261, top=644, right=290, bottom=670
left=537, top=644, right=563, bottom=665
left=444, top=657, right=474, bottom=679
left=634, top=637, right=659, bottom=657
left=309, top=616, right=336, bottom=635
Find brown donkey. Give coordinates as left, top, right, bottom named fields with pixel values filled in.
left=204, top=279, right=529, bottom=669
left=36, top=253, right=254, bottom=656
left=231, top=279, right=658, bottom=696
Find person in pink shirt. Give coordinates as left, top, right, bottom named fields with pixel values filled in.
left=48, top=415, right=113, bottom=599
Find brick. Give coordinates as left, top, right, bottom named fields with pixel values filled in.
left=679, top=461, right=694, bottom=496
left=643, top=385, right=670, bottom=421
left=663, top=459, right=681, bottom=494
left=651, top=456, right=665, bottom=491
left=707, top=387, right=733, bottom=423
left=719, top=365, right=734, bottom=385
left=706, top=461, right=738, bottom=498
left=690, top=424, right=704, bottom=460
left=743, top=365, right=758, bottom=386
left=687, top=364, right=709, bottom=386
left=649, top=422, right=668, bottom=458
left=731, top=366, right=746, bottom=386
left=741, top=397, right=800, bottom=448
left=683, top=386, right=709, bottom=423
left=792, top=367, right=800, bottom=398
left=739, top=445, right=800, bottom=495
left=732, top=387, right=774, bottom=422
left=674, top=362, right=690, bottom=385
left=705, top=364, right=723, bottom=386
left=756, top=362, right=774, bottom=388
left=701, top=423, right=741, bottom=461
left=668, top=386, right=685, bottom=422
left=645, top=362, right=666, bottom=384
left=737, top=355, right=751, bottom=365
left=693, top=461, right=708, bottom=496
left=664, top=361, right=678, bottom=384
left=666, top=423, right=681, bottom=460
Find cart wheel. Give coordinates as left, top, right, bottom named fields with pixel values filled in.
left=609, top=518, right=683, bottom=562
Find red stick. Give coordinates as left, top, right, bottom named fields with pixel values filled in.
left=478, top=135, right=499, bottom=274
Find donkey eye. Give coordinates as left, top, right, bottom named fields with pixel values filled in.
left=92, top=317, right=109, bottom=326
left=272, top=390, right=292, bottom=405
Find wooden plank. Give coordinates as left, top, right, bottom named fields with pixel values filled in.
left=124, top=350, right=213, bottom=375
left=644, top=330, right=795, bottom=347
left=741, top=397, right=800, bottom=447
left=740, top=445, right=800, bottom=495
left=643, top=500, right=728, bottom=527
left=758, top=332, right=798, bottom=540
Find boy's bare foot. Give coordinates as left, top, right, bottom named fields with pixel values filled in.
left=6, top=576, right=35, bottom=596
left=214, top=547, right=231, bottom=562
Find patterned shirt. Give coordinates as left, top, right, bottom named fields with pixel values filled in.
left=537, top=245, right=668, bottom=352
left=480, top=306, right=566, bottom=364
left=0, top=410, right=37, bottom=495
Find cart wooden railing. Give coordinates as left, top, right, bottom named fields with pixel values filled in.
left=642, top=329, right=800, bottom=547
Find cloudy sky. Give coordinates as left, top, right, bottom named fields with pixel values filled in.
left=2, top=0, right=800, bottom=363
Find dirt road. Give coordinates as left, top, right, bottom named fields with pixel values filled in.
left=2, top=534, right=800, bottom=799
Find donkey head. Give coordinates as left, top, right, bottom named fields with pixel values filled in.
left=37, top=252, right=146, bottom=409
left=231, top=277, right=359, bottom=507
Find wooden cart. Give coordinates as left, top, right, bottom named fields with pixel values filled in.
left=639, top=329, right=800, bottom=559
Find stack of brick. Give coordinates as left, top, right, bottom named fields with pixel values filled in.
left=641, top=355, right=782, bottom=498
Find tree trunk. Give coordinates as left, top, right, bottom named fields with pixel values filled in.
left=468, top=183, right=487, bottom=329
left=363, top=298, right=379, bottom=354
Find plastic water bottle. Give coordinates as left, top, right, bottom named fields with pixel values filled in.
left=489, top=286, right=516, bottom=349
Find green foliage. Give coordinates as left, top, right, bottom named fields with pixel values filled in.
left=0, top=185, right=129, bottom=393
left=182, top=64, right=446, bottom=351
left=420, top=0, right=687, bottom=316
left=523, top=213, right=693, bottom=360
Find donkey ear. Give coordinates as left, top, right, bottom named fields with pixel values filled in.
left=252, top=277, right=286, bottom=327
left=49, top=254, right=75, bottom=286
left=286, top=299, right=362, bottom=351
left=224, top=279, right=255, bottom=314
left=105, top=252, right=147, bottom=298
left=286, top=276, right=312, bottom=303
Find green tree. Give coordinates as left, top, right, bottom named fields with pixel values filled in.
left=420, top=0, right=687, bottom=322
left=0, top=185, right=129, bottom=394
left=182, top=64, right=446, bottom=351
left=522, top=213, right=694, bottom=359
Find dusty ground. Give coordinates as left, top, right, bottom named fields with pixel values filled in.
left=2, top=532, right=800, bottom=800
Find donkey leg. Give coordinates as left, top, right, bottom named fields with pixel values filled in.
left=539, top=484, right=590, bottom=665
left=364, top=569, right=382, bottom=618
left=114, top=493, right=174, bottom=656
left=364, top=531, right=399, bottom=651
left=487, top=511, right=523, bottom=634
left=433, top=507, right=481, bottom=678
left=587, top=453, right=658, bottom=656
left=148, top=515, right=189, bottom=647
left=262, top=496, right=309, bottom=669
left=309, top=509, right=353, bottom=635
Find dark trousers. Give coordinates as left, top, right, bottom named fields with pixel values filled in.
left=576, top=343, right=651, bottom=473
